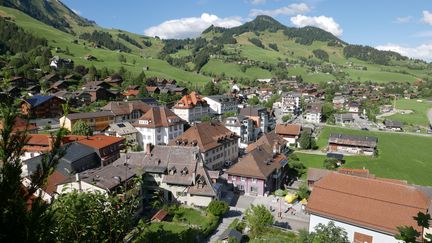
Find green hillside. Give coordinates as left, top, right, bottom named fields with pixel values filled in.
left=0, top=0, right=430, bottom=85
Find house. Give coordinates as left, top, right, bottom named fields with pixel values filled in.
left=101, top=100, right=151, bottom=123
left=281, top=92, right=301, bottom=115
left=21, top=95, right=66, bottom=118
left=25, top=142, right=101, bottom=177
left=239, top=106, right=271, bottom=135
left=21, top=134, right=55, bottom=162
left=135, top=145, right=219, bottom=207
left=334, top=113, right=355, bottom=124
left=145, top=86, right=160, bottom=95
left=48, top=80, right=75, bottom=93
left=384, top=120, right=403, bottom=131
left=56, top=163, right=136, bottom=194
left=60, top=111, right=115, bottom=132
left=53, top=91, right=92, bottom=107
left=306, top=168, right=332, bottom=189
left=22, top=170, right=69, bottom=203
left=203, top=95, right=238, bottom=115
left=218, top=229, right=243, bottom=243
left=227, top=141, right=288, bottom=196
left=76, top=134, right=125, bottom=166
left=26, top=85, right=41, bottom=95
left=247, top=131, right=288, bottom=154
left=172, top=92, right=209, bottom=123
left=105, top=122, right=139, bottom=147
left=0, top=117, right=38, bottom=134
left=82, top=81, right=113, bottom=90
left=169, top=122, right=239, bottom=170
left=40, top=73, right=60, bottom=86
left=307, top=172, right=431, bottom=243
left=134, top=107, right=185, bottom=151
left=332, top=96, right=346, bottom=110
left=82, top=86, right=119, bottom=102
left=224, top=115, right=255, bottom=146
left=303, top=102, right=322, bottom=124
left=328, top=133, right=378, bottom=155
left=9, top=76, right=36, bottom=89
left=124, top=90, right=140, bottom=99
left=348, top=101, right=360, bottom=113
left=275, top=124, right=301, bottom=147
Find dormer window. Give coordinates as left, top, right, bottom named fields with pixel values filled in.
left=169, top=166, right=176, bottom=175
left=196, top=176, right=205, bottom=188
left=181, top=167, right=188, bottom=176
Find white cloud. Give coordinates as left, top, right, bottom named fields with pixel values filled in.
left=250, top=0, right=267, bottom=5
left=422, top=10, right=432, bottom=25
left=376, top=43, right=432, bottom=62
left=290, top=15, right=343, bottom=36
left=249, top=3, right=310, bottom=17
left=394, top=16, right=412, bottom=24
left=72, top=9, right=81, bottom=15
left=144, top=13, right=243, bottom=39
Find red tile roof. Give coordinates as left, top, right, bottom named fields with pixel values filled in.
left=275, top=124, right=301, bottom=136
left=76, top=134, right=125, bottom=149
left=134, top=107, right=184, bottom=128
left=174, top=91, right=208, bottom=109
left=307, top=172, right=430, bottom=235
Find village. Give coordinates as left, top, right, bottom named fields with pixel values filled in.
left=3, top=63, right=432, bottom=243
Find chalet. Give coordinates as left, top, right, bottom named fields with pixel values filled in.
left=227, top=141, right=288, bottom=196
left=50, top=56, right=73, bottom=69
left=334, top=113, right=355, bottom=124
left=21, top=95, right=66, bottom=118
left=53, top=91, right=92, bottom=107
left=124, top=90, right=140, bottom=99
left=82, top=86, right=119, bottom=102
left=307, top=172, right=431, bottom=243
left=48, top=80, right=75, bottom=93
left=41, top=73, right=60, bottom=86
left=169, top=122, right=239, bottom=170
left=275, top=124, right=301, bottom=146
left=172, top=92, right=209, bottom=123
left=384, top=120, right=403, bottom=131
left=133, top=146, right=219, bottom=207
left=101, top=100, right=151, bottom=123
left=60, top=111, right=115, bottom=132
left=4, top=86, right=21, bottom=98
left=328, top=133, right=377, bottom=155
left=145, top=86, right=160, bottom=95
left=64, top=74, right=81, bottom=81
left=26, top=85, right=41, bottom=95
left=82, top=81, right=112, bottom=90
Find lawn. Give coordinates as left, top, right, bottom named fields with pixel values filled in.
left=250, top=227, right=298, bottom=242
left=388, top=99, right=432, bottom=127
left=297, top=126, right=432, bottom=186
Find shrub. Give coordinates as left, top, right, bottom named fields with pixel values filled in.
left=274, top=189, right=287, bottom=197
left=207, top=200, right=229, bottom=217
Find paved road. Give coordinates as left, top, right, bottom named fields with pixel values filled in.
left=208, top=208, right=243, bottom=243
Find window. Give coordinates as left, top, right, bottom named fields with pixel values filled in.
left=232, top=176, right=236, bottom=181
left=241, top=177, right=245, bottom=181
left=238, top=185, right=244, bottom=191
left=250, top=186, right=258, bottom=193
left=252, top=178, right=257, bottom=183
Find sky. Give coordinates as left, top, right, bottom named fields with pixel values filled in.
left=62, top=0, right=432, bottom=61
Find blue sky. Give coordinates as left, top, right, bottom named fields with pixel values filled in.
left=63, top=0, right=432, bottom=61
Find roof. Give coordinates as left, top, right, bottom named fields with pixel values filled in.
left=329, top=133, right=378, bottom=148
left=134, top=106, right=184, bottom=128
left=204, top=95, right=236, bottom=103
left=218, top=228, right=242, bottom=241
left=384, top=120, right=403, bottom=128
left=23, top=134, right=52, bottom=152
left=275, top=124, right=301, bottom=136
left=151, top=209, right=169, bottom=222
left=326, top=152, right=344, bottom=160
left=65, top=111, right=114, bottom=120
left=0, top=117, right=37, bottom=132
left=334, top=113, right=354, bottom=120
left=24, top=95, right=55, bottom=107
left=108, top=122, right=139, bottom=136
left=77, top=134, right=125, bottom=150
left=239, top=106, right=266, bottom=117
left=247, top=131, right=287, bottom=152
left=307, top=172, right=431, bottom=235
left=101, top=100, right=150, bottom=116
left=124, top=90, right=139, bottom=96
left=43, top=171, right=68, bottom=195
left=169, top=121, right=238, bottom=152
left=337, top=168, right=373, bottom=178
left=307, top=168, right=332, bottom=183
left=227, top=144, right=287, bottom=180
left=305, top=102, right=322, bottom=114
left=174, top=92, right=208, bottom=109
left=77, top=163, right=136, bottom=191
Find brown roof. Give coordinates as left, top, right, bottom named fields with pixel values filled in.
left=77, top=134, right=125, bottom=150
left=247, top=131, right=287, bottom=152
left=124, top=90, right=139, bottom=96
left=174, top=91, right=208, bottom=109
left=151, top=209, right=169, bottom=222
left=329, top=133, right=378, bottom=148
left=307, top=172, right=431, bottom=235
left=337, top=168, right=374, bottom=178
left=227, top=144, right=286, bottom=180
left=43, top=171, right=68, bottom=195
left=307, top=168, right=332, bottom=183
left=275, top=124, right=301, bottom=136
left=146, top=86, right=159, bottom=92
left=133, top=107, right=184, bottom=128
left=169, top=121, right=237, bottom=152
left=0, top=117, right=38, bottom=133
left=101, top=100, right=150, bottom=116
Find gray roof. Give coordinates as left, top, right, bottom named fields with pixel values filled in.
left=108, top=122, right=139, bottom=136
left=219, top=228, right=242, bottom=241
left=78, top=163, right=136, bottom=191
left=384, top=120, right=403, bottom=128
left=66, top=111, right=114, bottom=120
left=205, top=95, right=236, bottom=103
left=239, top=106, right=266, bottom=116
left=329, top=133, right=378, bottom=148
left=26, top=142, right=100, bottom=176
left=334, top=113, right=354, bottom=120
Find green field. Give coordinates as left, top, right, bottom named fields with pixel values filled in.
left=388, top=99, right=432, bottom=126
left=297, top=126, right=432, bottom=186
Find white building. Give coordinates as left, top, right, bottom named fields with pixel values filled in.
left=172, top=92, right=209, bottom=123
left=224, top=115, right=255, bottom=147
left=304, top=102, right=322, bottom=124
left=203, top=95, right=238, bottom=115
left=239, top=106, right=271, bottom=136
left=307, top=172, right=431, bottom=243
left=281, top=92, right=301, bottom=115
left=134, top=107, right=185, bottom=152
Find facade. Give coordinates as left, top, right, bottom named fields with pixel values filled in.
left=60, top=111, right=115, bottom=132
left=239, top=106, right=270, bottom=135
left=101, top=100, right=151, bottom=123
left=332, top=96, right=346, bottom=110
left=134, top=107, right=185, bottom=152
left=307, top=172, right=431, bottom=243
left=281, top=92, right=301, bottom=115
left=227, top=142, right=288, bottom=196
left=275, top=124, right=301, bottom=146
left=203, top=95, right=238, bottom=115
left=334, top=113, right=355, bottom=124
left=304, top=102, right=322, bottom=124
left=328, top=133, right=378, bottom=155
left=384, top=120, right=403, bottom=131
left=169, top=122, right=239, bottom=170
left=131, top=146, right=219, bottom=207
left=348, top=101, right=360, bottom=113
left=172, top=92, right=209, bottom=123
left=224, top=115, right=255, bottom=146
left=76, top=134, right=125, bottom=166
left=21, top=95, right=66, bottom=118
